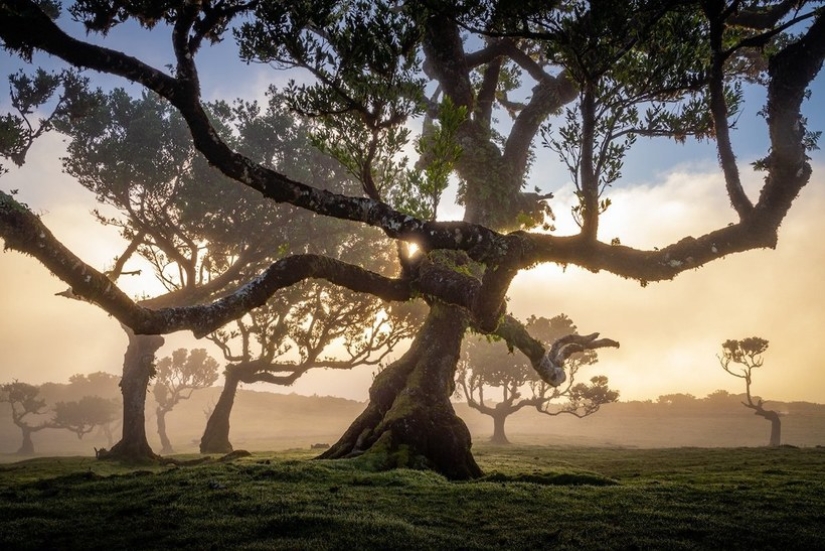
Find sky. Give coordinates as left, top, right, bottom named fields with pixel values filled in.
left=0, top=12, right=824, bottom=405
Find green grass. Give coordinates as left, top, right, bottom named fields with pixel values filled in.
left=1, top=445, right=823, bottom=550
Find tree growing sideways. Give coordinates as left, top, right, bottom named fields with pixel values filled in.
left=719, top=337, right=781, bottom=447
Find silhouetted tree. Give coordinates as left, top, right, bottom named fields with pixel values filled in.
left=719, top=337, right=781, bottom=447
left=656, top=393, right=699, bottom=407
left=1, top=1, right=822, bottom=477
left=52, top=395, right=119, bottom=440
left=153, top=348, right=220, bottom=454
left=458, top=315, right=618, bottom=444
left=67, top=372, right=120, bottom=398
left=0, top=381, right=51, bottom=455
left=65, top=372, right=121, bottom=444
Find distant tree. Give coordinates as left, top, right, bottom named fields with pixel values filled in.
left=705, top=389, right=733, bottom=401
left=52, top=395, right=119, bottom=440
left=66, top=372, right=121, bottom=445
left=201, top=288, right=422, bottom=453
left=153, top=348, right=220, bottom=454
left=457, top=315, right=618, bottom=444
left=656, top=393, right=698, bottom=407
left=67, top=372, right=120, bottom=398
left=702, top=389, right=740, bottom=410
left=719, top=337, right=781, bottom=447
left=0, top=381, right=51, bottom=455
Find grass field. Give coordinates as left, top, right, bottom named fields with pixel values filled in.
left=1, top=445, right=823, bottom=550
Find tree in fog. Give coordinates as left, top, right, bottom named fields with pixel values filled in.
left=153, top=348, right=219, bottom=454
left=66, top=372, right=121, bottom=445
left=8, top=81, right=400, bottom=460
left=51, top=89, right=374, bottom=461
left=0, top=380, right=117, bottom=454
left=458, top=315, right=617, bottom=444
left=1, top=1, right=823, bottom=478
left=67, top=372, right=120, bottom=398
left=0, top=382, right=52, bottom=455
left=719, top=337, right=781, bottom=447
left=201, top=285, right=421, bottom=453
left=656, top=393, right=698, bottom=407
left=52, top=395, right=119, bottom=441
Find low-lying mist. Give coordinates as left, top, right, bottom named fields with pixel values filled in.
left=2, top=388, right=823, bottom=460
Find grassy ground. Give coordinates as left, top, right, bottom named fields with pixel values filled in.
left=1, top=445, right=823, bottom=550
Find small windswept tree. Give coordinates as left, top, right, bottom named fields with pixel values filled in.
left=65, top=372, right=121, bottom=445
left=719, top=337, right=781, bottom=447
left=0, top=381, right=51, bottom=455
left=457, top=315, right=618, bottom=444
left=153, top=348, right=220, bottom=454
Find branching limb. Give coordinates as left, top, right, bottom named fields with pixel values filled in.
left=0, top=189, right=412, bottom=337
left=1, top=2, right=823, bottom=298
left=727, top=0, right=807, bottom=29
left=704, top=3, right=753, bottom=220
left=491, top=315, right=619, bottom=387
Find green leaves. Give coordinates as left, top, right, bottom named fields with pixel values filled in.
left=389, top=97, right=466, bottom=220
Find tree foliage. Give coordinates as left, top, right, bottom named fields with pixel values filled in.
left=153, top=348, right=220, bottom=408
left=153, top=347, right=219, bottom=453
left=1, top=380, right=119, bottom=453
left=52, top=395, right=119, bottom=439
left=0, top=381, right=48, bottom=427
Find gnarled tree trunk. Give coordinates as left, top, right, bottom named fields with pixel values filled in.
left=200, top=367, right=242, bottom=453
left=156, top=407, right=173, bottom=454
left=99, top=329, right=164, bottom=461
left=321, top=303, right=481, bottom=480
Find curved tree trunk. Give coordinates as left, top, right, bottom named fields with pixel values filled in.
left=321, top=303, right=482, bottom=480
left=100, top=329, right=164, bottom=461
left=157, top=407, right=173, bottom=454
left=200, top=368, right=241, bottom=453
left=490, top=410, right=511, bottom=445
left=17, top=427, right=35, bottom=456
left=761, top=411, right=782, bottom=447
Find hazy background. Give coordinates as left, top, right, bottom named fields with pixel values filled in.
left=2, top=387, right=823, bottom=458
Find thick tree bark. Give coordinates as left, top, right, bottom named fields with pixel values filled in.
left=156, top=407, right=173, bottom=454
left=99, top=329, right=164, bottom=461
left=200, top=368, right=241, bottom=453
left=321, top=303, right=482, bottom=480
